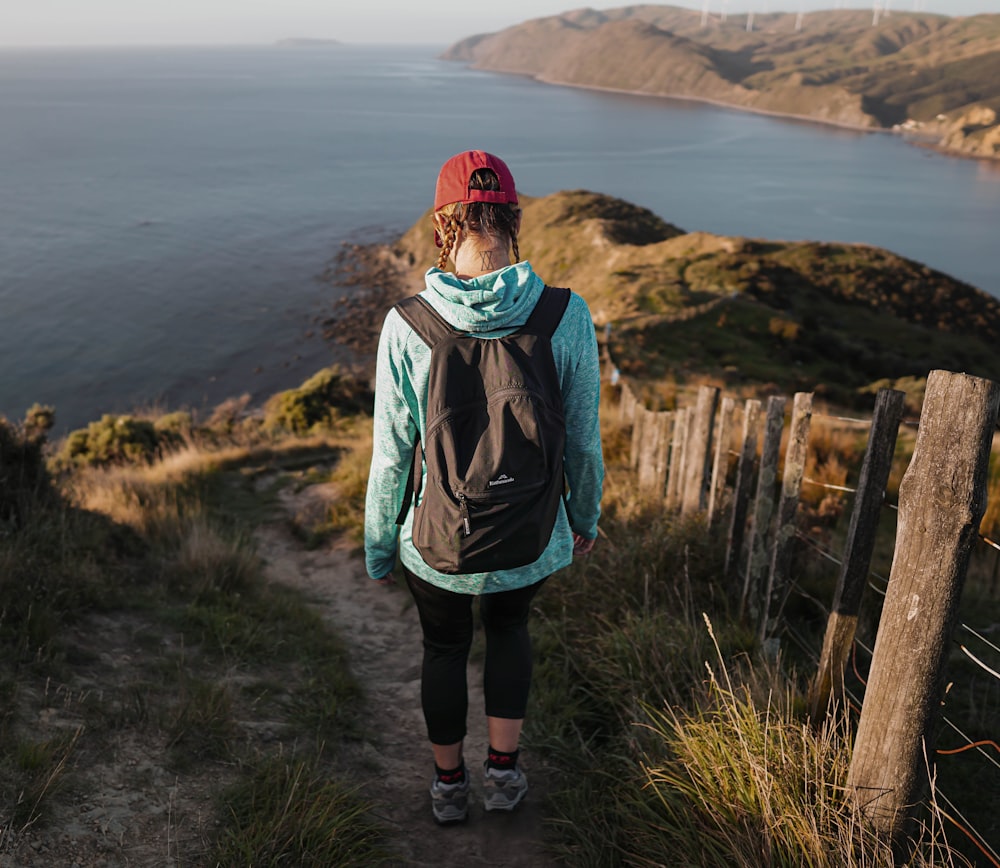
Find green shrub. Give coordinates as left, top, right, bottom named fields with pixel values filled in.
left=155, top=410, right=194, bottom=440
left=0, top=415, right=53, bottom=529
left=52, top=414, right=173, bottom=470
left=263, top=366, right=373, bottom=435
left=22, top=404, right=55, bottom=440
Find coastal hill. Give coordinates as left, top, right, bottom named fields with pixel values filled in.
left=361, top=189, right=1000, bottom=409
left=442, top=5, right=1000, bottom=160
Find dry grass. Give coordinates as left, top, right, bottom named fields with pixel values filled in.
left=631, top=618, right=970, bottom=868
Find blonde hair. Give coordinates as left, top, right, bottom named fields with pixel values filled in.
left=434, top=169, right=521, bottom=271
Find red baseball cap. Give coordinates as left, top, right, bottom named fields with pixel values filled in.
left=433, top=150, right=518, bottom=212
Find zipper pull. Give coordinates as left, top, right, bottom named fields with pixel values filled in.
left=457, top=493, right=472, bottom=536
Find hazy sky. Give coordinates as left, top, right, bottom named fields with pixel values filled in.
left=3, top=0, right=999, bottom=47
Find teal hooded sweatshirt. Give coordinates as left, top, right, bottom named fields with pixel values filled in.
left=364, top=260, right=604, bottom=594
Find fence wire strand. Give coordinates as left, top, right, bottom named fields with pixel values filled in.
left=793, top=531, right=892, bottom=594
left=851, top=642, right=868, bottom=688
left=980, top=533, right=1000, bottom=554
left=935, top=790, right=1000, bottom=868
left=961, top=623, right=1000, bottom=657
left=802, top=478, right=858, bottom=494
left=794, top=531, right=843, bottom=567
left=809, top=412, right=874, bottom=427
left=939, top=715, right=1000, bottom=774
left=958, top=645, right=1000, bottom=682
left=937, top=739, right=1000, bottom=757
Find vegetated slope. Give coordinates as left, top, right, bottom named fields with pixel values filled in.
left=386, top=189, right=1000, bottom=408
left=442, top=5, right=1000, bottom=159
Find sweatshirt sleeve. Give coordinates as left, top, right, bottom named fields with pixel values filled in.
left=559, top=295, right=604, bottom=539
left=364, top=311, right=418, bottom=579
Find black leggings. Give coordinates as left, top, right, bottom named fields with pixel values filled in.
left=402, top=567, right=546, bottom=746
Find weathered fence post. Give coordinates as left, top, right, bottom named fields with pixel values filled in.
left=681, top=386, right=720, bottom=515
left=725, top=399, right=761, bottom=583
left=810, top=388, right=906, bottom=720
left=654, top=412, right=673, bottom=498
left=708, top=396, right=737, bottom=526
left=759, top=392, right=812, bottom=643
left=638, top=410, right=665, bottom=494
left=666, top=407, right=689, bottom=510
left=619, top=384, right=636, bottom=425
left=848, top=371, right=1000, bottom=846
left=741, top=395, right=786, bottom=623
left=630, top=404, right=647, bottom=471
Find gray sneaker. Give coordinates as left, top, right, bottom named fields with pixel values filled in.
left=483, top=763, right=528, bottom=812
left=430, top=769, right=470, bottom=825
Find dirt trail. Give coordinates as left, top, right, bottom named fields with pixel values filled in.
left=253, top=484, right=558, bottom=867
left=0, top=480, right=557, bottom=867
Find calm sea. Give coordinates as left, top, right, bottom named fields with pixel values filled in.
left=2, top=44, right=999, bottom=432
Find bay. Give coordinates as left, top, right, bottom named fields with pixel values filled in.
left=2, top=43, right=998, bottom=432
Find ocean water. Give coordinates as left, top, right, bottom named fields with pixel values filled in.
left=2, top=43, right=999, bottom=432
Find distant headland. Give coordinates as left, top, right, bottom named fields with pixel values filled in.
left=442, top=5, right=1000, bottom=161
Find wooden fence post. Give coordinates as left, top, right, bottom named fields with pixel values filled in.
left=848, top=371, right=1000, bottom=845
left=638, top=410, right=664, bottom=494
left=708, top=396, right=737, bottom=526
left=741, top=395, right=786, bottom=623
left=810, top=388, right=906, bottom=720
left=681, top=386, right=720, bottom=515
left=759, top=392, right=813, bottom=644
left=725, top=399, right=761, bottom=584
left=622, top=384, right=638, bottom=426
left=630, top=405, right=647, bottom=471
left=666, top=408, right=689, bottom=510
left=654, top=412, right=673, bottom=498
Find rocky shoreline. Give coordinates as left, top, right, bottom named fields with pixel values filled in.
left=317, top=241, right=415, bottom=362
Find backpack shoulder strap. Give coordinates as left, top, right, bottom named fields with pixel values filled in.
left=394, top=295, right=459, bottom=347
left=521, top=286, right=571, bottom=338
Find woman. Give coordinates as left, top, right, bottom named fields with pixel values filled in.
left=365, top=150, right=604, bottom=825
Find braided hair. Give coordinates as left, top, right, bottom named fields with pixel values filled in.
left=435, top=168, right=521, bottom=271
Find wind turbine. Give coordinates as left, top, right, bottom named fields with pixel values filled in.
left=747, top=8, right=755, bottom=32
left=702, top=0, right=710, bottom=28
left=795, top=0, right=804, bottom=31
left=872, top=0, right=882, bottom=26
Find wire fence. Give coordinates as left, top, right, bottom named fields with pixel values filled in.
left=604, top=349, right=1000, bottom=858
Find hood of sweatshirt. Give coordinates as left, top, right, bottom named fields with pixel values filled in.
left=420, top=261, right=545, bottom=334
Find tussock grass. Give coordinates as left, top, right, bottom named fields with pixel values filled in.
left=210, top=756, right=389, bottom=867
left=165, top=675, right=238, bottom=766
left=9, top=728, right=81, bottom=828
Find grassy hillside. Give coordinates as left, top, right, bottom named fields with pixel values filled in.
left=377, top=189, right=1000, bottom=411
left=443, top=5, right=1000, bottom=160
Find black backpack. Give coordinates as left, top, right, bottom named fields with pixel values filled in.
left=393, top=286, right=571, bottom=574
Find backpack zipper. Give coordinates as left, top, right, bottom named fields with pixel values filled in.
left=457, top=492, right=472, bottom=537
